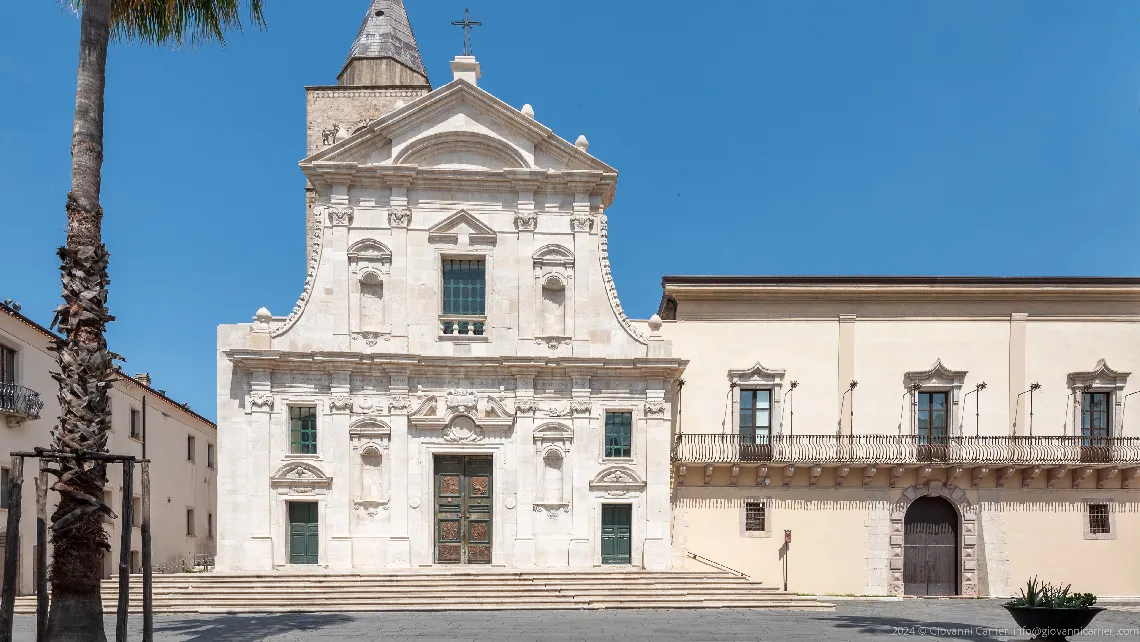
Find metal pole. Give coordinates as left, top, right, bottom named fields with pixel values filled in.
left=141, top=461, right=152, bottom=642
left=0, top=456, right=24, bottom=642
left=35, top=461, right=48, bottom=642
left=1029, top=387, right=1035, bottom=437
left=115, top=461, right=133, bottom=642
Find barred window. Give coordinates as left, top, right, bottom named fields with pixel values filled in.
left=441, top=259, right=486, bottom=316
left=604, top=412, right=632, bottom=458
left=745, top=501, right=766, bottom=532
left=1089, top=503, right=1111, bottom=535
left=290, top=406, right=318, bottom=454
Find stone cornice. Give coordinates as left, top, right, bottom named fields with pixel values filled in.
left=663, top=281, right=1140, bottom=304
left=224, top=350, right=685, bottom=377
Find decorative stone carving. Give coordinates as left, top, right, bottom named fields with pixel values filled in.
left=409, top=497, right=421, bottom=509
left=270, top=462, right=332, bottom=495
left=325, top=205, right=354, bottom=226
left=272, top=213, right=323, bottom=338
left=445, top=389, right=478, bottom=414
left=533, top=503, right=569, bottom=517
left=570, top=400, right=592, bottom=415
left=590, top=466, right=646, bottom=491
left=353, top=500, right=389, bottom=518
left=643, top=400, right=665, bottom=416
left=355, top=397, right=385, bottom=415
left=534, top=336, right=571, bottom=350
left=543, top=403, right=572, bottom=418
left=329, top=394, right=353, bottom=413
left=504, top=497, right=516, bottom=510
left=513, top=212, right=537, bottom=231
left=351, top=331, right=390, bottom=347
left=597, top=215, right=648, bottom=344
left=388, top=206, right=412, bottom=228
left=443, top=416, right=485, bottom=443
left=514, top=398, right=541, bottom=414
left=247, top=392, right=274, bottom=413
left=388, top=396, right=412, bottom=412
left=570, top=215, right=593, bottom=232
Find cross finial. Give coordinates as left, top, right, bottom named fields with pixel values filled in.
left=451, top=8, right=482, bottom=56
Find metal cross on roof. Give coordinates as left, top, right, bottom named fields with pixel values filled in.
left=451, top=8, right=482, bottom=56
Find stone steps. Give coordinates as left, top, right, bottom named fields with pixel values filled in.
left=13, top=570, right=833, bottom=614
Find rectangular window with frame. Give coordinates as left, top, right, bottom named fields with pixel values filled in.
left=441, top=259, right=486, bottom=335
left=129, top=408, right=141, bottom=440
left=186, top=508, right=195, bottom=536
left=1088, top=503, right=1111, bottom=535
left=207, top=443, right=215, bottom=469
left=917, top=391, right=950, bottom=445
left=744, top=500, right=766, bottom=532
left=604, top=411, right=633, bottom=459
left=1081, top=392, right=1111, bottom=446
left=290, top=406, right=318, bottom=454
left=187, top=435, right=195, bottom=462
left=739, top=389, right=772, bottom=445
left=0, top=345, right=15, bottom=384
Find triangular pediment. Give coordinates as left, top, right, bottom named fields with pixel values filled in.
left=428, top=209, right=496, bottom=246
left=301, top=80, right=615, bottom=174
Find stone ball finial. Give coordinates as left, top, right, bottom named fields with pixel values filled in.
left=575, top=135, right=589, bottom=152
left=521, top=104, right=535, bottom=119
left=648, top=314, right=663, bottom=333
left=255, top=307, right=272, bottom=322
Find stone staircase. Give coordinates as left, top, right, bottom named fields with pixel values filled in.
left=14, top=569, right=832, bottom=613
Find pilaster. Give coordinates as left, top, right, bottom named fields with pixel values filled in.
left=838, top=314, right=857, bottom=435
left=386, top=368, right=412, bottom=566
left=388, top=184, right=412, bottom=351
left=1009, top=313, right=1027, bottom=435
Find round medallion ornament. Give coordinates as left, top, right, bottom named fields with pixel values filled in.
left=409, top=498, right=421, bottom=509
left=504, top=497, right=516, bottom=510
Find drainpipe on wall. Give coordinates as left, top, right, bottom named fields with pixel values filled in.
left=141, top=396, right=146, bottom=461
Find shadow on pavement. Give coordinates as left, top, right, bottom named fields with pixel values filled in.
left=829, top=613, right=1005, bottom=642
left=155, top=613, right=354, bottom=642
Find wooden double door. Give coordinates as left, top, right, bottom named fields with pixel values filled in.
left=289, top=502, right=319, bottom=565
left=601, top=504, right=632, bottom=564
left=903, top=497, right=958, bottom=596
left=434, top=455, right=493, bottom=564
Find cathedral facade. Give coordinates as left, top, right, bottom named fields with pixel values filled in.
left=215, top=0, right=682, bottom=571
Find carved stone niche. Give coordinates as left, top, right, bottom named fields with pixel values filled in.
left=350, top=418, right=391, bottom=512
left=534, top=423, right=574, bottom=515
left=271, top=462, right=332, bottom=496
left=348, top=240, right=393, bottom=343
left=533, top=245, right=574, bottom=343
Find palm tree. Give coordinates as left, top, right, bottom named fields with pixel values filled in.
left=48, top=2, right=263, bottom=639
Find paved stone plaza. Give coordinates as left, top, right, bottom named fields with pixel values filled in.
left=12, top=601, right=1140, bottom=641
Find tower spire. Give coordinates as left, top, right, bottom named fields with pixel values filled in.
left=339, top=0, right=430, bottom=88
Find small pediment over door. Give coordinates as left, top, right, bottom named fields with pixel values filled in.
left=270, top=462, right=332, bottom=495
left=427, top=209, right=497, bottom=246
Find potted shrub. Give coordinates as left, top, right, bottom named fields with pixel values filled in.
left=1004, top=577, right=1104, bottom=641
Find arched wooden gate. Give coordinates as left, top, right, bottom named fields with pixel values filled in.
left=903, top=496, right=958, bottom=596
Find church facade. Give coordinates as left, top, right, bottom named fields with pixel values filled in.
left=215, top=0, right=682, bottom=572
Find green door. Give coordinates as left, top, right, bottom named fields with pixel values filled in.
left=601, top=504, right=632, bottom=564
left=435, top=455, right=493, bottom=564
left=289, top=502, right=319, bottom=564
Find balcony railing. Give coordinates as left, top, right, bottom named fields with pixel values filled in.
left=0, top=383, right=44, bottom=425
left=673, top=433, right=1140, bottom=466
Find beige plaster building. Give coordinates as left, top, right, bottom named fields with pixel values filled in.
left=0, top=301, right=217, bottom=595
left=660, top=276, right=1140, bottom=597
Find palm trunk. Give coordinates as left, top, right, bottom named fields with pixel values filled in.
left=46, top=0, right=115, bottom=639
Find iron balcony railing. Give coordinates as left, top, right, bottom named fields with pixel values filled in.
left=673, top=433, right=1140, bottom=466
left=0, top=383, right=44, bottom=421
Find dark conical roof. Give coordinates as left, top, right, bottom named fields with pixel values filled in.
left=343, top=0, right=427, bottom=79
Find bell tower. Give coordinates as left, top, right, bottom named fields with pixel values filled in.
left=305, top=0, right=433, bottom=158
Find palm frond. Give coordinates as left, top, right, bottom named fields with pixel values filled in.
left=64, top=0, right=266, bottom=47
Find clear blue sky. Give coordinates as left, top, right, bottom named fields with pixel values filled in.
left=1, top=1, right=1138, bottom=421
